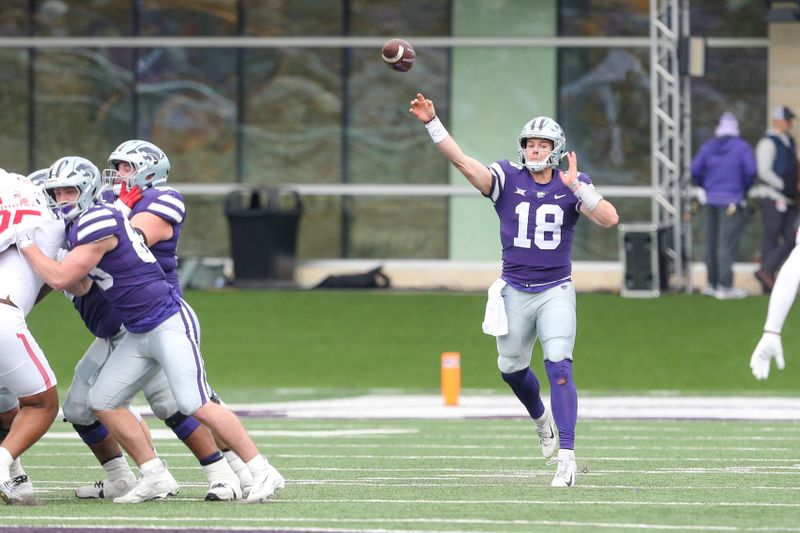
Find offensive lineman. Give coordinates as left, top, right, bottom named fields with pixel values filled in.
left=409, top=93, right=619, bottom=487
left=0, top=171, right=65, bottom=503
left=16, top=158, right=283, bottom=503
left=59, top=144, right=248, bottom=501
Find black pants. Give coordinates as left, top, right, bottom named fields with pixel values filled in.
left=760, top=199, right=798, bottom=275
left=705, top=205, right=746, bottom=288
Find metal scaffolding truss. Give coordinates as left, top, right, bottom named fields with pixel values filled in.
left=649, top=0, right=693, bottom=292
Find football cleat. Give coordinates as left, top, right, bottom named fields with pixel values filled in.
left=113, top=462, right=179, bottom=504
left=205, top=481, right=242, bottom=501
left=246, top=463, right=284, bottom=503
left=11, top=475, right=33, bottom=497
left=536, top=406, right=559, bottom=459
left=0, top=479, right=23, bottom=504
left=75, top=471, right=137, bottom=499
left=550, top=451, right=577, bottom=488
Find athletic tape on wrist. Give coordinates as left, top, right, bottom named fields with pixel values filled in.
left=424, top=116, right=449, bottom=144
left=574, top=182, right=603, bottom=211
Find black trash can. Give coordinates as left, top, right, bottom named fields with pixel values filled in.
left=225, top=188, right=303, bottom=284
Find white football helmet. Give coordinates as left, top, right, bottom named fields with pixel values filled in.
left=45, top=156, right=101, bottom=220
left=27, top=168, right=50, bottom=187
left=518, top=116, right=566, bottom=172
left=103, top=140, right=170, bottom=191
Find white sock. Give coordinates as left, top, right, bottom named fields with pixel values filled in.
left=102, top=456, right=133, bottom=479
left=223, top=450, right=252, bottom=485
left=558, top=448, right=575, bottom=460
left=534, top=406, right=550, bottom=428
left=246, top=454, right=268, bottom=475
left=0, top=447, right=13, bottom=481
left=9, top=456, right=24, bottom=477
left=139, top=457, right=162, bottom=474
left=202, top=457, right=237, bottom=483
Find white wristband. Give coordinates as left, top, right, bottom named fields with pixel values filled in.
left=573, top=182, right=603, bottom=211
left=424, top=116, right=449, bottom=144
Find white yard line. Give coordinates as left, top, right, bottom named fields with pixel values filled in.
left=80, top=394, right=800, bottom=421
left=4, top=515, right=800, bottom=532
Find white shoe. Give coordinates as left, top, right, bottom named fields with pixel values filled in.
left=11, top=475, right=33, bottom=497
left=535, top=406, right=559, bottom=459
left=75, top=471, right=137, bottom=499
left=205, top=480, right=242, bottom=501
left=714, top=287, right=747, bottom=300
left=113, top=462, right=180, bottom=504
left=223, top=450, right=254, bottom=498
left=0, top=479, right=23, bottom=504
left=550, top=450, right=577, bottom=487
left=701, top=285, right=717, bottom=297
left=246, top=463, right=284, bottom=502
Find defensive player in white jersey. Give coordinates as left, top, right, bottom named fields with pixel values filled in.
left=410, top=94, right=619, bottom=487
left=16, top=159, right=283, bottom=504
left=0, top=171, right=65, bottom=503
left=749, top=228, right=800, bottom=379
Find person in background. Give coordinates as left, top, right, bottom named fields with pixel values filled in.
left=690, top=112, right=756, bottom=299
left=751, top=105, right=799, bottom=293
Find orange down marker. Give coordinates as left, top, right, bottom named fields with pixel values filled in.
left=441, top=352, right=461, bottom=406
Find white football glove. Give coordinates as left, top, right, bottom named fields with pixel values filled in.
left=13, top=225, right=35, bottom=249
left=749, top=332, right=785, bottom=380
left=56, top=247, right=69, bottom=262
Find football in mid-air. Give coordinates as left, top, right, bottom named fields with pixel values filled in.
left=381, top=38, right=415, bottom=72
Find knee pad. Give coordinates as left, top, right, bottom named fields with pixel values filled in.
left=164, top=412, right=200, bottom=441
left=72, top=421, right=109, bottom=445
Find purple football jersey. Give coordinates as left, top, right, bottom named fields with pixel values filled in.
left=130, top=186, right=185, bottom=293
left=67, top=204, right=179, bottom=333
left=487, top=160, right=592, bottom=292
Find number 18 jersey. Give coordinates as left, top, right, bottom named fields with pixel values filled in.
left=487, top=160, right=591, bottom=293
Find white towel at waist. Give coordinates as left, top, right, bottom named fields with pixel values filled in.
left=482, top=278, right=508, bottom=336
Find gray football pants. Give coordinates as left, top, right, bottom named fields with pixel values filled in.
left=86, top=299, right=211, bottom=416
left=62, top=328, right=183, bottom=426
left=496, top=282, right=576, bottom=374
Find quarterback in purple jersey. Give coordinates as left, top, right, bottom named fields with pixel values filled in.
left=16, top=158, right=284, bottom=504
left=410, top=93, right=619, bottom=487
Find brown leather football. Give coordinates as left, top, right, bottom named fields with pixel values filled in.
left=381, top=38, right=415, bottom=72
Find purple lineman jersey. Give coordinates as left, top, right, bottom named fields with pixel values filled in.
left=66, top=204, right=179, bottom=334
left=71, top=188, right=185, bottom=338
left=130, top=186, right=185, bottom=293
left=487, top=160, right=592, bottom=292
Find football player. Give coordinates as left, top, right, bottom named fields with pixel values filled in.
left=0, top=171, right=65, bottom=503
left=749, top=228, right=800, bottom=379
left=58, top=144, right=248, bottom=501
left=410, top=93, right=619, bottom=487
left=16, top=157, right=283, bottom=504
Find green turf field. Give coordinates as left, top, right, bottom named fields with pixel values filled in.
left=2, top=417, right=799, bottom=531
left=25, top=289, right=800, bottom=397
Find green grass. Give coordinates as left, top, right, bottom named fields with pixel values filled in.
left=3, top=417, right=799, bottom=531
left=26, top=289, right=800, bottom=397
